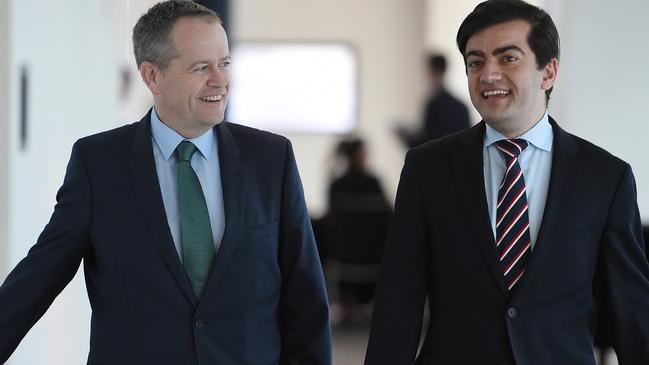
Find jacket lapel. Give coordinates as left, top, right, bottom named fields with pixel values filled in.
left=197, top=122, right=246, bottom=308
left=128, top=111, right=197, bottom=306
left=451, top=122, right=508, bottom=296
left=513, top=117, right=580, bottom=292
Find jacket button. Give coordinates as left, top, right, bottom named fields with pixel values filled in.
left=507, top=306, right=518, bottom=319
left=194, top=319, right=204, bottom=328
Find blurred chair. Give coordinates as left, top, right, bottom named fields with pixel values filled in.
left=323, top=137, right=393, bottom=324
left=327, top=192, right=392, bottom=323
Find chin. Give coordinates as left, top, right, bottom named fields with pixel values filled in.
left=202, top=120, right=222, bottom=128
left=479, top=113, right=505, bottom=125
left=200, top=113, right=224, bottom=125
left=479, top=106, right=510, bottom=122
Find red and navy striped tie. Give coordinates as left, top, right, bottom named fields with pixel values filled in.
left=495, top=139, right=531, bottom=291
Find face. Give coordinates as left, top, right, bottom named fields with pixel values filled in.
left=464, top=20, right=557, bottom=137
left=141, top=17, right=230, bottom=138
left=429, top=70, right=443, bottom=92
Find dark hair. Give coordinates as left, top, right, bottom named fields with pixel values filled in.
left=132, top=0, right=221, bottom=70
left=337, top=138, right=365, bottom=171
left=456, top=0, right=560, bottom=101
left=428, top=54, right=447, bottom=75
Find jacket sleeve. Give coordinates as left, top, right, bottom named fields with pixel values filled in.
left=277, top=140, right=332, bottom=365
left=597, top=164, right=649, bottom=363
left=0, top=142, right=92, bottom=363
left=365, top=150, right=430, bottom=365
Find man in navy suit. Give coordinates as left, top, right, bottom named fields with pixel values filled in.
left=365, top=0, right=649, bottom=364
left=0, top=1, right=331, bottom=364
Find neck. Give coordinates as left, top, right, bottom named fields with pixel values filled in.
left=170, top=125, right=213, bottom=140
left=154, top=107, right=214, bottom=139
left=492, top=110, right=546, bottom=139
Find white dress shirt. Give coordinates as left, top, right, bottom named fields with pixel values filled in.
left=483, top=112, right=553, bottom=250
left=150, top=107, right=226, bottom=261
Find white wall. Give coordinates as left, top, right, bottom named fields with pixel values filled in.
left=548, top=0, right=649, bottom=222
left=5, top=1, right=123, bottom=363
left=232, top=0, right=428, bottom=216
left=0, top=0, right=9, bottom=279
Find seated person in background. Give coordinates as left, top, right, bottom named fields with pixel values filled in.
left=326, top=138, right=392, bottom=323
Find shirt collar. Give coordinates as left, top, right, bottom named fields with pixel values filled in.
left=150, top=107, right=215, bottom=161
left=483, top=111, right=553, bottom=152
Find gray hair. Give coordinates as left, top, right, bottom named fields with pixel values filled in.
left=132, top=0, right=221, bottom=70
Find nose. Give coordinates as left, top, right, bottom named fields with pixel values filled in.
left=207, top=66, right=228, bottom=88
left=480, top=60, right=502, bottom=84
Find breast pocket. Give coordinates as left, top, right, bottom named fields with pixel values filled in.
left=246, top=219, right=279, bottom=242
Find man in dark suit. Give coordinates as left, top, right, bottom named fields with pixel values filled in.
left=0, top=1, right=331, bottom=364
left=365, top=0, right=649, bottom=364
left=396, top=54, right=471, bottom=147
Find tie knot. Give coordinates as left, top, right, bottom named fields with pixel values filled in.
left=495, top=139, right=528, bottom=159
left=176, top=141, right=197, bottom=162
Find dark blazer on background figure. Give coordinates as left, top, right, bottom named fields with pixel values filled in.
left=406, top=89, right=471, bottom=148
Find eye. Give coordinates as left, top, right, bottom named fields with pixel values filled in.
left=503, top=55, right=518, bottom=63
left=194, top=65, right=208, bottom=72
left=219, top=60, right=231, bottom=68
left=467, top=60, right=483, bottom=69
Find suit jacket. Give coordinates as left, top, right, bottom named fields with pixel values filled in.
left=408, top=89, right=470, bottom=148
left=0, top=112, right=332, bottom=365
left=365, top=118, right=649, bottom=365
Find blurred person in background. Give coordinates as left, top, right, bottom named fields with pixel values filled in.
left=325, top=138, right=392, bottom=324
left=396, top=54, right=471, bottom=147
left=366, top=0, right=649, bottom=364
left=0, top=1, right=331, bottom=364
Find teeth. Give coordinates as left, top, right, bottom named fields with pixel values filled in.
left=483, top=90, right=510, bottom=97
left=200, top=95, right=222, bottom=101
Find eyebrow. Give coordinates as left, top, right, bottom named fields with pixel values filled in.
left=466, top=45, right=525, bottom=58
left=493, top=45, right=525, bottom=55
left=466, top=50, right=484, bottom=58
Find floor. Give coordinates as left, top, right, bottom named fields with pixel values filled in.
left=332, top=324, right=369, bottom=365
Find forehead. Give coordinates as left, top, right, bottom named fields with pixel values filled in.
left=169, top=17, right=229, bottom=60
left=466, top=20, right=532, bottom=54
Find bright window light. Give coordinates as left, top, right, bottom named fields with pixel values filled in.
left=227, top=42, right=358, bottom=134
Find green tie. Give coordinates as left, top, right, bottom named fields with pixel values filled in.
left=176, top=141, right=215, bottom=298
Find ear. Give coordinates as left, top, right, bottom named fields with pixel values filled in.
left=139, top=61, right=163, bottom=95
left=540, top=58, right=558, bottom=91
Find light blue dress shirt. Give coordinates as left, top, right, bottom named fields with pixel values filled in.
left=150, top=108, right=225, bottom=261
left=483, top=112, right=553, bottom=250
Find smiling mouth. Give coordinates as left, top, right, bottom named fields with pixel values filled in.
left=199, top=95, right=224, bottom=102
left=482, top=89, right=510, bottom=99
